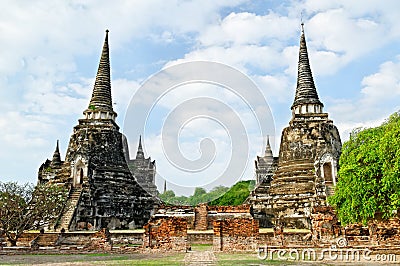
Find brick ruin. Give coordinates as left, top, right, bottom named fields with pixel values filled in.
left=84, top=228, right=112, bottom=251
left=2, top=213, right=400, bottom=253
left=153, top=204, right=253, bottom=230
left=310, top=206, right=341, bottom=243
left=247, top=24, right=342, bottom=229
left=143, top=217, right=188, bottom=251
left=37, top=30, right=159, bottom=231
left=213, top=218, right=259, bottom=251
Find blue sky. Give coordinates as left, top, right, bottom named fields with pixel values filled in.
left=1, top=1, right=400, bottom=195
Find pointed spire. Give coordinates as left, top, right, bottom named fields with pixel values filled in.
left=163, top=180, right=167, bottom=194
left=264, top=136, right=273, bottom=158
left=136, top=135, right=144, bottom=159
left=50, top=140, right=62, bottom=167
left=291, top=23, right=323, bottom=110
left=87, top=30, right=115, bottom=113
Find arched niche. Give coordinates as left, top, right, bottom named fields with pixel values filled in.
left=71, top=157, right=88, bottom=187
left=318, top=153, right=337, bottom=186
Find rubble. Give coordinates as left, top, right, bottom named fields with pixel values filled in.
left=84, top=228, right=112, bottom=251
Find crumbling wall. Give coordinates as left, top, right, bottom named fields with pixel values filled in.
left=213, top=218, right=259, bottom=251
left=368, top=218, right=400, bottom=245
left=143, top=217, right=188, bottom=251
left=153, top=204, right=252, bottom=231
left=207, top=205, right=253, bottom=230
left=311, top=206, right=341, bottom=242
left=84, top=228, right=112, bottom=251
left=153, top=205, right=195, bottom=229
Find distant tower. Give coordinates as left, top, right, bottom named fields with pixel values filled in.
left=127, top=136, right=158, bottom=196
left=38, top=30, right=159, bottom=231
left=246, top=137, right=278, bottom=227
left=50, top=140, right=62, bottom=167
left=255, top=137, right=278, bottom=184
left=38, top=140, right=64, bottom=184
left=163, top=180, right=167, bottom=194
left=248, top=24, right=342, bottom=229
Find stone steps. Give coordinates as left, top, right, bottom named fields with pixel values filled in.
left=56, top=187, right=82, bottom=231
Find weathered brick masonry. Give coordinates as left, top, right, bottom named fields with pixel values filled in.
left=213, top=218, right=259, bottom=251
left=143, top=217, right=188, bottom=251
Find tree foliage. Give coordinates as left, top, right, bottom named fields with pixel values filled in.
left=0, top=182, right=68, bottom=246
left=329, top=112, right=400, bottom=225
left=159, top=180, right=255, bottom=206
left=209, top=180, right=255, bottom=206
left=159, top=185, right=230, bottom=206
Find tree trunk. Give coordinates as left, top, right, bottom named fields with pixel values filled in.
left=8, top=238, right=17, bottom=246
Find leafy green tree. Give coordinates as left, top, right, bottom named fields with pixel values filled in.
left=329, top=112, right=400, bottom=225
left=210, top=180, right=255, bottom=206
left=158, top=181, right=254, bottom=206
left=159, top=190, right=175, bottom=199
left=189, top=187, right=207, bottom=205
left=0, top=182, right=68, bottom=246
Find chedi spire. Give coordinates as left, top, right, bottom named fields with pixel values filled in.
left=264, top=136, right=273, bottom=158
left=136, top=135, right=144, bottom=159
left=84, top=30, right=117, bottom=120
left=50, top=140, right=62, bottom=167
left=291, top=23, right=323, bottom=114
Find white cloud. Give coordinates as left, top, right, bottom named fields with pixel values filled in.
left=327, top=55, right=400, bottom=141
left=360, top=56, right=400, bottom=105
left=199, top=11, right=298, bottom=46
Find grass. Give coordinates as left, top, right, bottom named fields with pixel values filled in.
left=91, top=253, right=185, bottom=265
left=216, top=252, right=295, bottom=265
left=0, top=253, right=185, bottom=266
left=215, top=252, right=341, bottom=265
left=190, top=243, right=212, bottom=251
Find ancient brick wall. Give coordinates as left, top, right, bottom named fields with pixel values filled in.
left=311, top=206, right=341, bottom=242
left=213, top=218, right=259, bottom=251
left=84, top=228, right=112, bottom=251
left=154, top=204, right=252, bottom=231
left=207, top=205, right=251, bottom=213
left=368, top=218, right=400, bottom=245
left=143, top=217, right=188, bottom=251
left=187, top=232, right=213, bottom=244
left=154, top=205, right=195, bottom=229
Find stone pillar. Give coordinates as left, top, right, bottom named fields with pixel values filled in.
left=194, top=203, right=208, bottom=230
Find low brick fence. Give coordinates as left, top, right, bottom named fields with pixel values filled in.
left=2, top=213, right=400, bottom=253
left=213, top=218, right=259, bottom=251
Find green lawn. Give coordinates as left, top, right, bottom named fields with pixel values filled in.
left=0, top=253, right=185, bottom=266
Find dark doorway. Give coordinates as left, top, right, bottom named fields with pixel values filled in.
left=79, top=168, right=84, bottom=184
left=323, top=162, right=333, bottom=183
